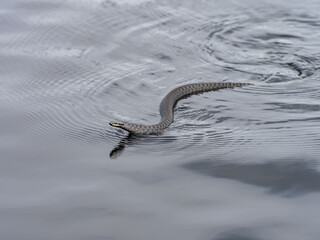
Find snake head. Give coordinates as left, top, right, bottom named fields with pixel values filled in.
left=110, top=121, right=125, bottom=128
left=110, top=121, right=133, bottom=132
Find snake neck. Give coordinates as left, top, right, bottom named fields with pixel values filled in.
left=120, top=119, right=170, bottom=134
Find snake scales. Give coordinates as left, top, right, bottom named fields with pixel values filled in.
left=110, top=82, right=250, bottom=134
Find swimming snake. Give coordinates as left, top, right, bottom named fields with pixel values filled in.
left=110, top=82, right=250, bottom=134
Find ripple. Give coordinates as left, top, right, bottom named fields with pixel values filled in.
left=1, top=0, right=320, bottom=161
left=196, top=13, right=319, bottom=82
left=2, top=2, right=320, bottom=240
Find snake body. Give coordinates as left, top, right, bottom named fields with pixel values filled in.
left=110, top=82, right=250, bottom=134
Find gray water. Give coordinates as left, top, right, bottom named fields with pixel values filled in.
left=1, top=0, right=320, bottom=239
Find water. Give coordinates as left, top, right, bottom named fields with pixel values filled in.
left=1, top=0, right=320, bottom=239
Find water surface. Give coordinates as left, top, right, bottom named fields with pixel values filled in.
left=1, top=0, right=320, bottom=239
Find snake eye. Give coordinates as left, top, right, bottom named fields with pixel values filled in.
left=110, top=121, right=124, bottom=127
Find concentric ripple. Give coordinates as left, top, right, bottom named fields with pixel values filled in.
left=197, top=13, right=319, bottom=83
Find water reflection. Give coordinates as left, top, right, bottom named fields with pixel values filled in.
left=109, top=132, right=132, bottom=159
left=214, top=229, right=260, bottom=240
left=109, top=131, right=173, bottom=159
left=184, top=160, right=320, bottom=196
left=2, top=0, right=320, bottom=239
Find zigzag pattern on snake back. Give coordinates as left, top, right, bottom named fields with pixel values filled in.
left=110, top=82, right=251, bottom=134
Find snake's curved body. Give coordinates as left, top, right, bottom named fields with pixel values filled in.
left=110, top=82, right=250, bottom=134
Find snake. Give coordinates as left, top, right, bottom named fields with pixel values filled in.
left=110, top=82, right=250, bottom=134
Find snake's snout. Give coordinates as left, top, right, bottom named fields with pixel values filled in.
left=110, top=121, right=125, bottom=127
